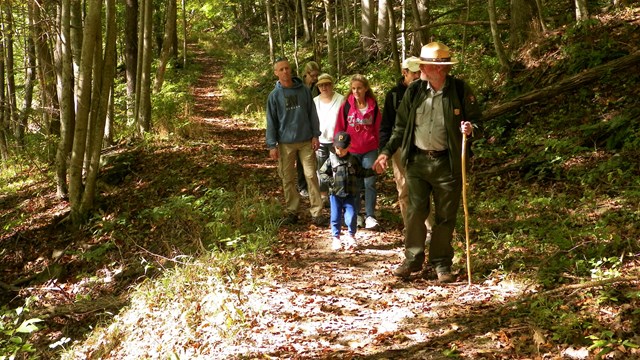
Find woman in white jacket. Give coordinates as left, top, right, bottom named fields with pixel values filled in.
left=313, top=73, right=345, bottom=205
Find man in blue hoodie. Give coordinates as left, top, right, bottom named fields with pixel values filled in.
left=266, top=57, right=326, bottom=226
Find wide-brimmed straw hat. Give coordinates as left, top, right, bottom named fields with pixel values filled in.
left=416, top=42, right=458, bottom=65
left=401, top=56, right=421, bottom=72
left=316, top=73, right=334, bottom=86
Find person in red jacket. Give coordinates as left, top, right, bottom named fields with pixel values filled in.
left=335, top=74, right=381, bottom=230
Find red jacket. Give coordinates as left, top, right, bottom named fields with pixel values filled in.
left=335, top=94, right=381, bottom=154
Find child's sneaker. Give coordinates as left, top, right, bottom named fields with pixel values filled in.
left=342, top=234, right=356, bottom=250
left=331, top=237, right=342, bottom=251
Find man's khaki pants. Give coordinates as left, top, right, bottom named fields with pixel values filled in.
left=278, top=141, right=323, bottom=218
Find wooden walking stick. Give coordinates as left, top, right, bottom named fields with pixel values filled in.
left=461, top=132, right=472, bottom=285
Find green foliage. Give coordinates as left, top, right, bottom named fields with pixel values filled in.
left=588, top=331, right=639, bottom=358
left=0, top=297, right=43, bottom=360
left=136, top=186, right=280, bottom=253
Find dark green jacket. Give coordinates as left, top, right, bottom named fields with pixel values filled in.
left=380, top=76, right=482, bottom=178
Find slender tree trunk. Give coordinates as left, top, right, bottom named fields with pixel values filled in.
left=80, top=0, right=117, bottom=217
left=104, top=83, right=114, bottom=147
left=54, top=0, right=75, bottom=199
left=409, top=0, right=423, bottom=55
left=125, top=0, right=138, bottom=124
left=70, top=0, right=83, bottom=96
left=275, top=1, right=284, bottom=56
left=300, top=0, right=311, bottom=43
left=323, top=0, right=336, bottom=75
left=388, top=0, right=400, bottom=73
left=136, top=0, right=153, bottom=133
left=31, top=1, right=60, bottom=138
left=2, top=3, right=20, bottom=149
left=181, top=0, right=187, bottom=68
left=154, top=0, right=177, bottom=92
left=377, top=0, right=389, bottom=55
left=265, top=0, right=275, bottom=63
left=0, top=32, right=8, bottom=161
left=69, top=0, right=101, bottom=225
left=21, top=34, right=37, bottom=148
left=488, top=0, right=510, bottom=74
left=534, top=0, right=547, bottom=32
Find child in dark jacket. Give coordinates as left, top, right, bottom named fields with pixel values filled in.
left=319, top=132, right=376, bottom=250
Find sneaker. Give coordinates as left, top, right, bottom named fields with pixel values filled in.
left=299, top=189, right=309, bottom=197
left=357, top=215, right=364, bottom=228
left=342, top=234, right=356, bottom=250
left=312, top=215, right=328, bottom=227
left=365, top=216, right=379, bottom=229
left=392, top=261, right=422, bottom=278
left=436, top=268, right=455, bottom=283
left=331, top=237, right=342, bottom=251
left=281, top=213, right=298, bottom=225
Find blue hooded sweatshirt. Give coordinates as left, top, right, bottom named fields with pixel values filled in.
left=266, top=77, right=321, bottom=149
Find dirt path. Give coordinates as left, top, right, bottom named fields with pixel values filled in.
left=187, top=50, right=533, bottom=359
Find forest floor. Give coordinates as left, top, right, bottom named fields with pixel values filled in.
left=2, top=35, right=639, bottom=359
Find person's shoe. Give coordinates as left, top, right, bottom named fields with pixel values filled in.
left=299, top=189, right=309, bottom=197
left=322, top=196, right=330, bottom=208
left=393, top=261, right=422, bottom=278
left=365, top=216, right=379, bottom=230
left=281, top=213, right=298, bottom=225
left=436, top=269, right=455, bottom=283
left=357, top=215, right=364, bottom=228
left=312, top=215, right=328, bottom=227
left=420, top=264, right=437, bottom=280
left=331, top=237, right=342, bottom=251
left=342, top=234, right=356, bottom=250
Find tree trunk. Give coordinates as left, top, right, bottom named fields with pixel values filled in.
left=575, top=0, right=589, bottom=22
left=510, top=0, right=540, bottom=49
left=265, top=0, right=275, bottom=63
left=275, top=0, right=284, bottom=56
left=324, top=0, right=337, bottom=75
left=69, top=0, right=101, bottom=225
left=125, top=0, right=138, bottom=124
left=181, top=0, right=187, bottom=68
left=135, top=0, right=153, bottom=134
left=80, top=0, right=117, bottom=217
left=2, top=3, right=20, bottom=149
left=300, top=0, right=311, bottom=43
left=376, top=0, right=388, bottom=55
left=54, top=0, right=75, bottom=199
left=70, top=0, right=83, bottom=95
left=409, top=0, right=424, bottom=55
left=488, top=0, right=511, bottom=74
left=483, top=50, right=640, bottom=121
left=0, top=33, right=8, bottom=161
left=361, top=0, right=375, bottom=53
left=387, top=0, right=400, bottom=73
left=20, top=33, right=37, bottom=148
left=154, top=0, right=177, bottom=92
left=31, top=1, right=60, bottom=138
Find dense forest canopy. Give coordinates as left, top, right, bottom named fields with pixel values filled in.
left=1, top=0, right=639, bottom=359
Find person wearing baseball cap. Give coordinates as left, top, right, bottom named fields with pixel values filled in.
left=319, top=131, right=376, bottom=251
left=373, top=42, right=482, bottom=283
